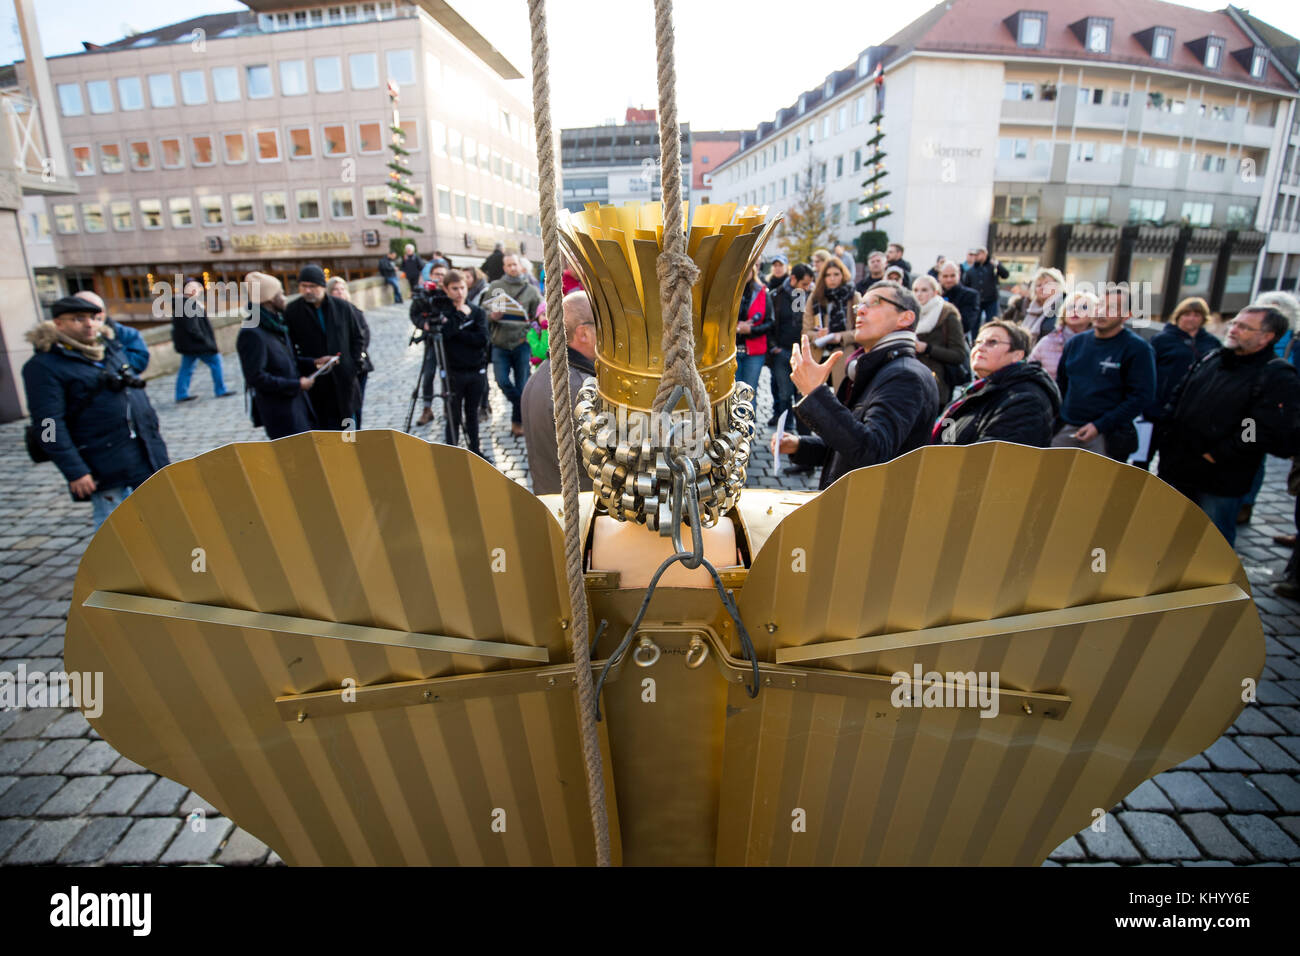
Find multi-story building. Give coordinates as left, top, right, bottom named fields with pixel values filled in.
left=691, top=130, right=744, bottom=205
left=560, top=110, right=691, bottom=213
left=710, top=0, right=1299, bottom=318
left=15, top=1, right=541, bottom=319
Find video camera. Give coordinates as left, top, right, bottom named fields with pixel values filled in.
left=410, top=280, right=456, bottom=339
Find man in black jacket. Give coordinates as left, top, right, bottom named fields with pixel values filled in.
left=438, top=269, right=491, bottom=458
left=933, top=320, right=1059, bottom=447
left=886, top=243, right=912, bottom=280
left=23, top=296, right=169, bottom=529
left=482, top=243, right=506, bottom=282
left=774, top=280, right=940, bottom=489
left=766, top=263, right=815, bottom=426
left=1158, top=304, right=1300, bottom=546
left=285, top=264, right=365, bottom=430
left=853, top=252, right=887, bottom=295
left=171, top=278, right=230, bottom=403
left=961, top=247, right=1009, bottom=325
left=938, top=261, right=980, bottom=342
left=378, top=250, right=402, bottom=304
left=400, top=244, right=423, bottom=292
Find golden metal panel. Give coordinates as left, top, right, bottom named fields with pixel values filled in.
left=65, top=432, right=620, bottom=865
left=721, top=444, right=1262, bottom=865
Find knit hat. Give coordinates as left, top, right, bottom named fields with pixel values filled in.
left=245, top=272, right=284, bottom=306
left=50, top=295, right=101, bottom=318
left=298, top=265, right=327, bottom=286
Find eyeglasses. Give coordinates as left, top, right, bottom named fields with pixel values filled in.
left=972, top=337, right=1011, bottom=349
left=1229, top=318, right=1263, bottom=332
left=862, top=294, right=906, bottom=311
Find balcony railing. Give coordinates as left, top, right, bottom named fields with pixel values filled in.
left=1066, top=159, right=1121, bottom=185
left=1074, top=103, right=1128, bottom=128
left=994, top=157, right=1051, bottom=181
left=1000, top=99, right=1056, bottom=123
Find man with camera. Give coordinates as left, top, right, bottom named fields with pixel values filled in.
left=411, top=263, right=449, bottom=426
left=22, top=295, right=169, bottom=529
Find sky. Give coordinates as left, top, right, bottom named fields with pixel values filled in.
left=8, top=0, right=1300, bottom=132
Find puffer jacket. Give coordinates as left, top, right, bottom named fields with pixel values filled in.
left=933, top=361, right=1060, bottom=448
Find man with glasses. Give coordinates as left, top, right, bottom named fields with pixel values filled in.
left=521, top=291, right=598, bottom=495
left=772, top=280, right=939, bottom=489
left=931, top=320, right=1058, bottom=447
left=1051, top=287, right=1155, bottom=461
left=1157, top=304, right=1300, bottom=546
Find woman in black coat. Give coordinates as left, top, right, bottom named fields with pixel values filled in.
left=237, top=273, right=319, bottom=440
left=933, top=320, right=1060, bottom=447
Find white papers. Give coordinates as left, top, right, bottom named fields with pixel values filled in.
left=771, top=409, right=789, bottom=476
left=309, top=355, right=339, bottom=381
left=481, top=289, right=528, bottom=318
left=813, top=333, right=838, bottom=349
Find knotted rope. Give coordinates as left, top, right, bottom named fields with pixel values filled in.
left=527, top=0, right=612, bottom=867
left=651, top=0, right=708, bottom=417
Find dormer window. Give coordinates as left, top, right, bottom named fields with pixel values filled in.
left=824, top=78, right=834, bottom=98
left=857, top=51, right=871, bottom=77
left=1071, top=17, right=1113, bottom=54
left=1206, top=38, right=1223, bottom=70
left=1152, top=29, right=1172, bottom=60
left=797, top=94, right=806, bottom=115
left=1004, top=11, right=1047, bottom=49
left=1232, top=45, right=1269, bottom=78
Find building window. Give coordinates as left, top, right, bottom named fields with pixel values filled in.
left=81, top=203, right=106, bottom=233
left=1004, top=82, right=1034, bottom=101
left=296, top=188, right=321, bottom=221
left=857, top=51, right=871, bottom=77
left=99, top=144, right=123, bottom=174
left=1152, top=29, right=1172, bottom=60
left=223, top=132, right=248, bottom=164
left=350, top=53, right=379, bottom=89
left=998, top=138, right=1029, bottom=160
left=363, top=185, right=387, bottom=218
left=454, top=191, right=467, bottom=218
left=1110, top=91, right=1130, bottom=107
left=807, top=122, right=815, bottom=145
left=138, top=199, right=163, bottom=230
left=1072, top=141, right=1095, bottom=162
left=835, top=155, right=844, bottom=178
left=288, top=127, right=313, bottom=158
left=169, top=197, right=193, bottom=228
left=837, top=106, right=848, bottom=132
left=159, top=137, right=183, bottom=168
left=147, top=73, right=175, bottom=107
left=280, top=60, right=309, bottom=96
left=110, top=201, right=133, bottom=231
left=993, top=195, right=1040, bottom=222
left=1251, top=52, right=1266, bottom=78
left=1077, top=87, right=1104, bottom=105
left=184, top=134, right=212, bottom=166
left=1018, top=14, right=1045, bottom=47
left=179, top=70, right=207, bottom=105
left=314, top=56, right=343, bottom=93
left=1128, top=197, right=1170, bottom=223
left=86, top=80, right=113, bottom=114
left=329, top=187, right=354, bottom=219
left=231, top=193, right=255, bottom=225
left=1099, top=143, right=1123, bottom=164
left=116, top=77, right=143, bottom=110
left=1063, top=195, right=1110, bottom=222
left=126, top=140, right=151, bottom=171
left=1205, top=39, right=1223, bottom=70
left=246, top=64, right=273, bottom=99
left=469, top=197, right=481, bottom=223
left=437, top=186, right=452, bottom=217
left=1180, top=201, right=1213, bottom=227
left=431, top=120, right=447, bottom=155
left=821, top=115, right=831, bottom=138
left=495, top=203, right=505, bottom=226
left=322, top=124, right=347, bottom=156
left=401, top=120, right=419, bottom=152
left=262, top=192, right=288, bottom=223
left=57, top=84, right=83, bottom=117
left=70, top=145, right=92, bottom=176
left=53, top=204, right=78, bottom=234
left=1226, top=204, right=1254, bottom=227
left=464, top=135, right=477, bottom=167
left=357, top=121, right=383, bottom=153
left=448, top=127, right=462, bottom=162
left=386, top=49, right=415, bottom=85
left=255, top=129, right=281, bottom=162
left=199, top=195, right=224, bottom=225
left=212, top=67, right=239, bottom=102
left=1086, top=20, right=1111, bottom=54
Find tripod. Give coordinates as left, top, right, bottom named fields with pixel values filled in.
left=404, top=325, right=452, bottom=437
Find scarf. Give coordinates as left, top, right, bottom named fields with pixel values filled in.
left=31, top=321, right=107, bottom=362
left=816, top=283, right=854, bottom=332
left=915, top=296, right=944, bottom=337
left=845, top=330, right=918, bottom=382
left=256, top=305, right=288, bottom=336
left=932, top=374, right=992, bottom=442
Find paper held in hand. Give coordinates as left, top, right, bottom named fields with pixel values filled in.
left=481, top=289, right=528, bottom=318
left=309, top=355, right=340, bottom=381
left=813, top=333, right=838, bottom=349
left=770, top=409, right=789, bottom=476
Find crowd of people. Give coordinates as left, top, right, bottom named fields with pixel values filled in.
left=21, top=231, right=1300, bottom=606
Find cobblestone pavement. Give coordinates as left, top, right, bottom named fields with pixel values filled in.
left=0, top=303, right=1297, bottom=866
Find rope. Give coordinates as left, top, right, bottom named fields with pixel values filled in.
left=651, top=0, right=708, bottom=417
left=527, top=0, right=612, bottom=868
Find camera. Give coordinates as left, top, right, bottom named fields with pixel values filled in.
left=410, top=280, right=456, bottom=336
left=100, top=362, right=147, bottom=392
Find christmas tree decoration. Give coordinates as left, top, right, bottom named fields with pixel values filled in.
left=383, top=80, right=423, bottom=237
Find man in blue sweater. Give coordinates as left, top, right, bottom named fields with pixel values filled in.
left=1051, top=287, right=1155, bottom=461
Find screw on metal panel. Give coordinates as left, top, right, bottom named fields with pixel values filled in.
left=766, top=622, right=777, bottom=633
left=424, top=691, right=433, bottom=700
left=548, top=677, right=556, bottom=686
left=1022, top=702, right=1033, bottom=715
left=765, top=677, right=772, bottom=686
left=560, top=619, right=570, bottom=630
left=766, top=506, right=774, bottom=514
left=296, top=711, right=307, bottom=723
left=790, top=679, right=797, bottom=687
